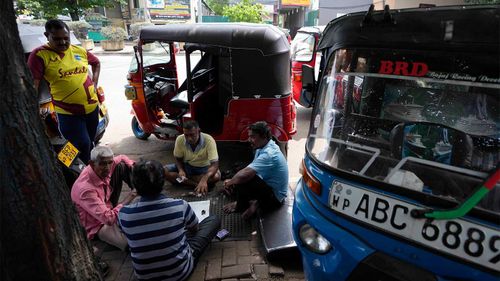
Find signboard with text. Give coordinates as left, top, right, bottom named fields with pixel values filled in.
left=148, top=0, right=191, bottom=20
left=282, top=0, right=310, bottom=7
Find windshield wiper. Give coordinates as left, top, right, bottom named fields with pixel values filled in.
left=411, top=167, right=500, bottom=220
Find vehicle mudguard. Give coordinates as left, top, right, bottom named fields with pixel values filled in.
left=239, top=123, right=290, bottom=142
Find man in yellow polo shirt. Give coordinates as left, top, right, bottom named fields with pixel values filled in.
left=164, top=120, right=221, bottom=195
left=28, top=19, right=101, bottom=163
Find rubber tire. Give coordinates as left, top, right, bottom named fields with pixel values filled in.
left=131, top=116, right=151, bottom=140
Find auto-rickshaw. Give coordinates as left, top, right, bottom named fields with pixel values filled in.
left=290, top=25, right=324, bottom=107
left=125, top=23, right=296, bottom=153
left=294, top=5, right=499, bottom=281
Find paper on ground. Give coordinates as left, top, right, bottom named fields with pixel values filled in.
left=188, top=200, right=210, bottom=222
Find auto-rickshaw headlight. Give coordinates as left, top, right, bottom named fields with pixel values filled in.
left=299, top=224, right=332, bottom=254
left=124, top=85, right=137, bottom=100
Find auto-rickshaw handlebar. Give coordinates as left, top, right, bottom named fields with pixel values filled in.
left=144, top=75, right=177, bottom=88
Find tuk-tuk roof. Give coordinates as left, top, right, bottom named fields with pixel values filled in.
left=296, top=25, right=325, bottom=35
left=139, top=23, right=290, bottom=56
left=17, top=24, right=80, bottom=53
left=318, top=5, right=500, bottom=53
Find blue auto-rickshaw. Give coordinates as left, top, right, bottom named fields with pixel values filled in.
left=293, top=5, right=499, bottom=280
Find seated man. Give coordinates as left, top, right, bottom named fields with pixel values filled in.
left=164, top=120, right=221, bottom=195
left=119, top=160, right=221, bottom=281
left=223, top=121, right=289, bottom=219
left=71, top=146, right=137, bottom=251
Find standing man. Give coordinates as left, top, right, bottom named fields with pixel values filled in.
left=28, top=19, right=101, bottom=163
left=119, top=160, right=220, bottom=281
left=223, top=121, right=289, bottom=219
left=71, top=146, right=137, bottom=250
left=164, top=120, right=221, bottom=195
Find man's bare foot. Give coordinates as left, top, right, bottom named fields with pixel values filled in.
left=223, top=201, right=237, bottom=213
left=242, top=200, right=258, bottom=220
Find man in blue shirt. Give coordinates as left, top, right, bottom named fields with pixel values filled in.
left=119, top=160, right=220, bottom=281
left=223, top=121, right=288, bottom=219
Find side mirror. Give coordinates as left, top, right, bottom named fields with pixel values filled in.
left=300, top=64, right=316, bottom=108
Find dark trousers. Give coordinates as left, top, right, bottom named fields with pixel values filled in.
left=235, top=176, right=283, bottom=213
left=57, top=107, right=99, bottom=164
left=187, top=215, right=221, bottom=262
left=109, top=162, right=134, bottom=207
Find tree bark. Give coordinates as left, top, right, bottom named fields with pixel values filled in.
left=0, top=2, right=102, bottom=281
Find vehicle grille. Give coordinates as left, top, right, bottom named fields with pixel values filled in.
left=346, top=252, right=436, bottom=281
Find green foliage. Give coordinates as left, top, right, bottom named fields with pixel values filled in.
left=206, top=0, right=229, bottom=15
left=66, top=21, right=92, bottom=39
left=464, top=0, right=500, bottom=3
left=15, top=0, right=124, bottom=20
left=130, top=22, right=154, bottom=39
left=101, top=26, right=127, bottom=41
left=222, top=0, right=263, bottom=23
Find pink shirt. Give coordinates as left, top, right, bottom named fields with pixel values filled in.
left=71, top=155, right=134, bottom=239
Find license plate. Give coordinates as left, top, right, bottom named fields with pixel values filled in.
left=57, top=142, right=79, bottom=167
left=100, top=104, right=107, bottom=116
left=329, top=181, right=499, bottom=272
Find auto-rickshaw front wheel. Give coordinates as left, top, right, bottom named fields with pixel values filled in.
left=131, top=116, right=151, bottom=140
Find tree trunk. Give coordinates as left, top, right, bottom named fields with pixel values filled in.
left=0, top=2, right=102, bottom=281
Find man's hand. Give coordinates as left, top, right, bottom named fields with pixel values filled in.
left=194, top=180, right=208, bottom=196
left=223, top=179, right=233, bottom=196
left=178, top=170, right=187, bottom=180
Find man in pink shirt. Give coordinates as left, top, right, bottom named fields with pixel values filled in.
left=71, top=146, right=137, bottom=250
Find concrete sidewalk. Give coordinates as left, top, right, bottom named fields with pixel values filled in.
left=97, top=140, right=305, bottom=281
left=96, top=183, right=304, bottom=281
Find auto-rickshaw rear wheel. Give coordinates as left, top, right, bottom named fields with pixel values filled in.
left=131, top=116, right=151, bottom=140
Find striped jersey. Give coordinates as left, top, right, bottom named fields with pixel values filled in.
left=118, top=195, right=198, bottom=281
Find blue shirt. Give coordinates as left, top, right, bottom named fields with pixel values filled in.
left=118, top=195, right=198, bottom=281
left=248, top=139, right=289, bottom=202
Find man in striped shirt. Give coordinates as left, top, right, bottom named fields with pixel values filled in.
left=119, top=160, right=220, bottom=281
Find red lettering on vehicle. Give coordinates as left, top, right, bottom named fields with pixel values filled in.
left=409, top=62, right=428, bottom=76
left=378, top=61, right=429, bottom=77
left=378, top=60, right=393, bottom=74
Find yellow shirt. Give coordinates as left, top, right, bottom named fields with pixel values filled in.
left=28, top=45, right=99, bottom=115
left=173, top=133, right=218, bottom=167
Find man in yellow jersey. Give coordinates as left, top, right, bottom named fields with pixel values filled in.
left=28, top=19, right=101, bottom=163
left=164, top=120, right=221, bottom=195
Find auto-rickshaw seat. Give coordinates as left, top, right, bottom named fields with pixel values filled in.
left=170, top=91, right=189, bottom=109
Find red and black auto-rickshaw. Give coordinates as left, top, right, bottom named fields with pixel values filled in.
left=290, top=25, right=324, bottom=107
left=125, top=23, right=296, bottom=154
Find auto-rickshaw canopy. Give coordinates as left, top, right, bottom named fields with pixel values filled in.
left=318, top=5, right=500, bottom=53
left=139, top=23, right=290, bottom=56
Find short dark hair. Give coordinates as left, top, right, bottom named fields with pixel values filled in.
left=45, top=19, right=70, bottom=33
left=183, top=120, right=199, bottom=130
left=249, top=121, right=271, bottom=140
left=132, top=160, right=165, bottom=197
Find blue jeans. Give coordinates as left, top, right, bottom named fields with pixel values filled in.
left=57, top=107, right=99, bottom=163
left=165, top=162, right=209, bottom=176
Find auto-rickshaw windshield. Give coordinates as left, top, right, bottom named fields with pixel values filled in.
left=291, top=32, right=316, bottom=62
left=129, top=41, right=171, bottom=73
left=308, top=48, right=500, bottom=214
